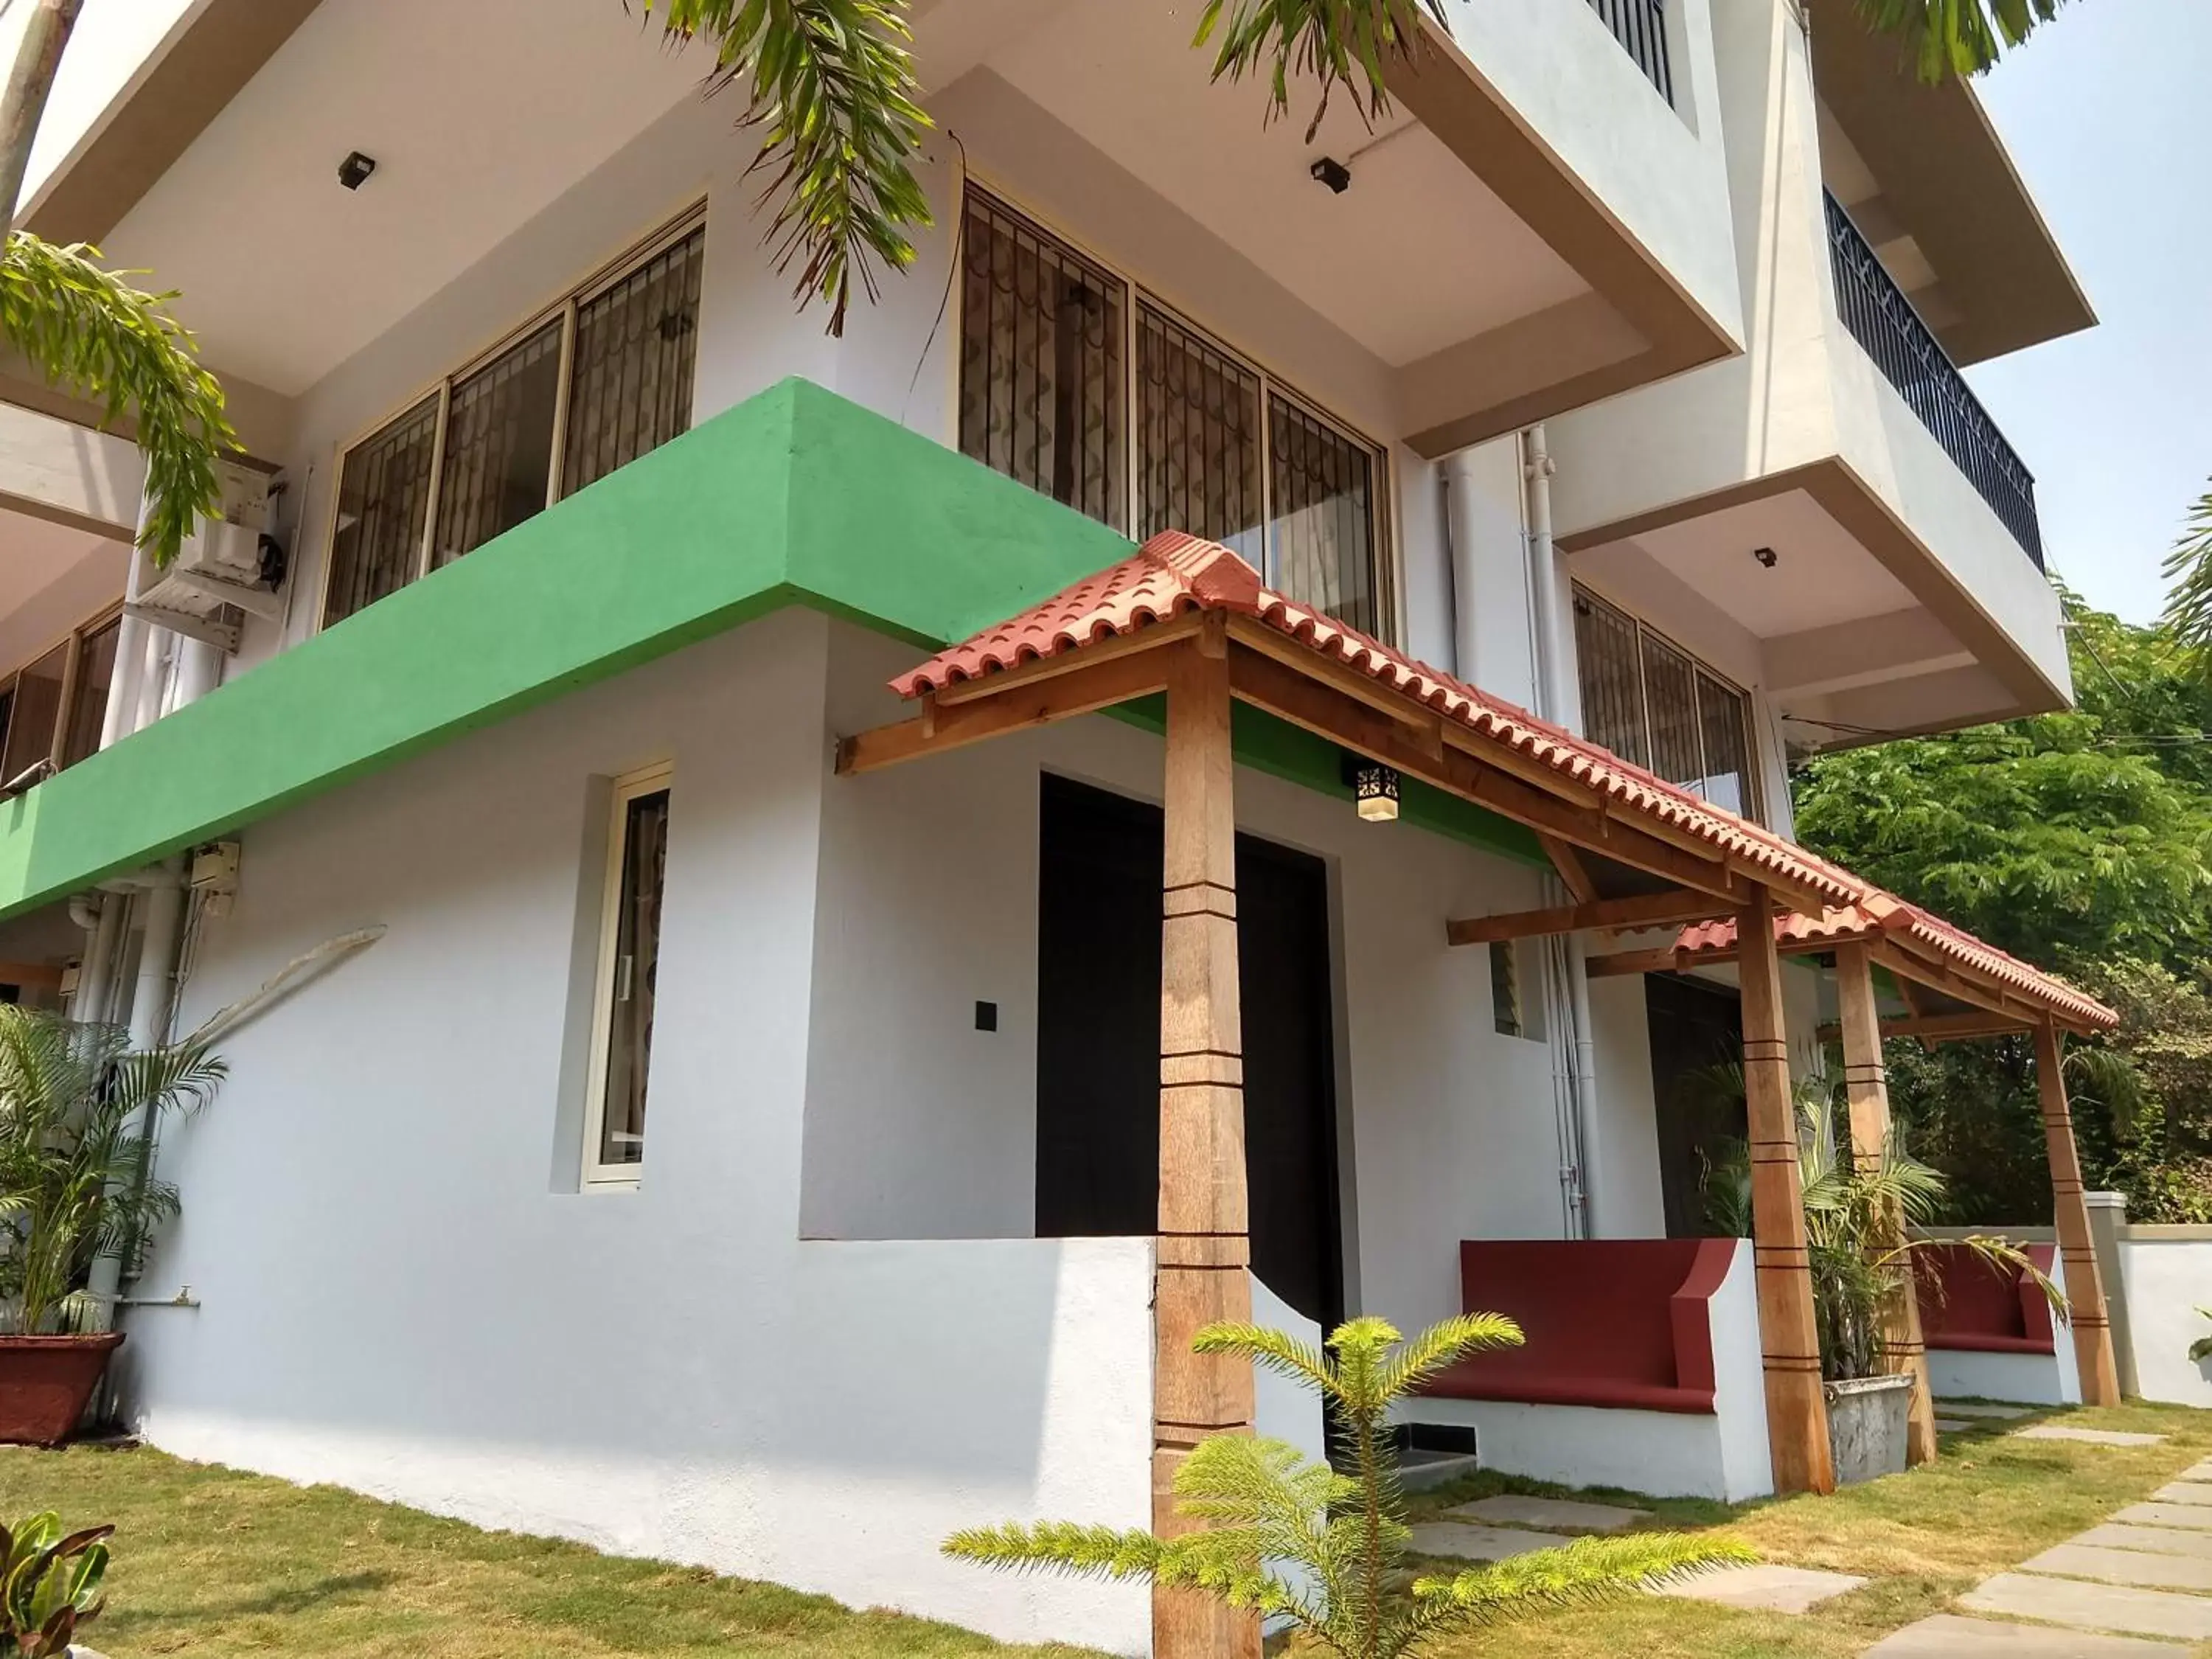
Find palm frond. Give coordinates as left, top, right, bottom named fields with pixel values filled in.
left=635, top=0, right=933, bottom=335
left=940, top=1521, right=1167, bottom=1581
left=1376, top=1311, right=1523, bottom=1402
left=0, top=234, right=234, bottom=566
left=1851, top=0, right=2066, bottom=82
left=1192, top=1321, right=1339, bottom=1402
left=1194, top=0, right=1447, bottom=145
left=2164, top=486, right=2212, bottom=672
left=1408, top=1531, right=1757, bottom=1627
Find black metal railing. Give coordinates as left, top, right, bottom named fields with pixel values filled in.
left=1587, top=0, right=1672, bottom=103
left=1825, top=191, right=2045, bottom=568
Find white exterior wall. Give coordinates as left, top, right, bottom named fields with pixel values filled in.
left=125, top=611, right=1156, bottom=1652
left=2115, top=1232, right=2212, bottom=1410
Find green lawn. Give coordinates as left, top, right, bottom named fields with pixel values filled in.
left=5, top=1400, right=2210, bottom=1658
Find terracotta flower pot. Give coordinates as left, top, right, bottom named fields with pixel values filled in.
left=0, top=1334, right=124, bottom=1447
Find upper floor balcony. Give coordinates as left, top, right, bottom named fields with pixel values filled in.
left=1537, top=0, right=2089, bottom=754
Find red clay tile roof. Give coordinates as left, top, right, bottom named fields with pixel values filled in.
left=891, top=532, right=2115, bottom=1032
left=1672, top=905, right=2118, bottom=1032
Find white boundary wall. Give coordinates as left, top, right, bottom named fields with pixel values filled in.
left=2114, top=1226, right=2212, bottom=1409
left=1392, top=1238, right=1773, bottom=1501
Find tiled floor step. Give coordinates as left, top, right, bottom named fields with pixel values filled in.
left=1962, top=1573, right=2212, bottom=1642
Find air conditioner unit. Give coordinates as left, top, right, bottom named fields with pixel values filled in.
left=128, top=460, right=286, bottom=653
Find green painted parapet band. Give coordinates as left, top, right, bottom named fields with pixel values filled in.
left=0, top=378, right=1535, bottom=923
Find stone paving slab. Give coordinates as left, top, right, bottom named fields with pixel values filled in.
left=1443, top=1495, right=1649, bottom=1532
left=2150, top=1481, right=2212, bottom=1506
left=2025, top=1541, right=2212, bottom=1593
left=1935, top=1402, right=2036, bottom=1420
left=2182, top=1461, right=2212, bottom=1481
left=1863, top=1613, right=2185, bottom=1655
left=2075, top=1523, right=2212, bottom=1561
left=1655, top=1563, right=1866, bottom=1614
left=1405, top=1522, right=1559, bottom=1562
left=1963, top=1573, right=2212, bottom=1641
left=2013, top=1425, right=2168, bottom=1448
left=2114, top=1503, right=2212, bottom=1532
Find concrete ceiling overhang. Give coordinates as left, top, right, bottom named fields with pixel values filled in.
left=1812, top=15, right=2094, bottom=367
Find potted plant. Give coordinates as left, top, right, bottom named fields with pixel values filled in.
left=0, top=1010, right=223, bottom=1446
left=0, top=1509, right=112, bottom=1656
left=1700, top=1069, right=2062, bottom=1484
left=945, top=1315, right=1753, bottom=1652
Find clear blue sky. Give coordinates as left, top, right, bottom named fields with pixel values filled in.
left=1964, top=0, right=2212, bottom=625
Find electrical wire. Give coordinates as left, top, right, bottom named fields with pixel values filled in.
left=901, top=129, right=969, bottom=431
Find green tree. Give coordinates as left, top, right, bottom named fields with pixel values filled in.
left=638, top=0, right=2062, bottom=336
left=0, top=0, right=234, bottom=566
left=945, top=1315, right=1748, bottom=1657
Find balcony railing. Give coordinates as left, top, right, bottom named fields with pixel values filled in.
left=1587, top=0, right=1672, bottom=103
left=1824, top=191, right=2045, bottom=569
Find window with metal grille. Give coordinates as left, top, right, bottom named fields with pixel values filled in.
left=325, top=396, right=439, bottom=626
left=0, top=608, right=127, bottom=792
left=565, top=229, right=706, bottom=497
left=1571, top=585, right=1761, bottom=821
left=321, top=215, right=704, bottom=630
left=433, top=320, right=564, bottom=569
left=959, top=192, right=1127, bottom=529
left=958, top=185, right=1391, bottom=638
left=584, top=762, right=672, bottom=1185
left=60, top=614, right=121, bottom=771
left=1270, top=394, right=1379, bottom=638
left=1491, top=942, right=1523, bottom=1037
left=1136, top=303, right=1262, bottom=560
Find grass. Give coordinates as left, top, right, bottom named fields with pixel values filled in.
left=1402, top=1397, right=2212, bottom=1658
left=4, top=1400, right=2209, bottom=1658
left=0, top=1445, right=1106, bottom=1658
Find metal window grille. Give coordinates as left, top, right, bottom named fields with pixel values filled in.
left=1136, top=303, right=1263, bottom=561
left=1572, top=585, right=1760, bottom=821
left=1586, top=0, right=1672, bottom=102
left=959, top=193, right=1127, bottom=529
left=1269, top=394, right=1379, bottom=637
left=1491, top=942, right=1523, bottom=1037
left=563, top=227, right=706, bottom=498
left=433, top=319, right=564, bottom=569
left=324, top=395, right=440, bottom=627
left=1825, top=192, right=2043, bottom=568
left=598, top=785, right=669, bottom=1170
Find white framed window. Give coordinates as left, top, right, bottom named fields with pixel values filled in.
left=582, top=762, right=673, bottom=1186
left=1571, top=584, right=1761, bottom=823
left=321, top=209, right=706, bottom=630
left=957, top=185, right=1393, bottom=640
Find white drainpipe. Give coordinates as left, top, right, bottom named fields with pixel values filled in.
left=1444, top=448, right=1489, bottom=685
left=1522, top=424, right=1603, bottom=1239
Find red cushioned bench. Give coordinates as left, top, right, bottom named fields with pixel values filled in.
left=1421, top=1238, right=1740, bottom=1416
left=1915, top=1241, right=2059, bottom=1356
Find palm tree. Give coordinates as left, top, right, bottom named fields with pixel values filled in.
left=2160, top=488, right=2212, bottom=666
left=644, top=0, right=2064, bottom=338
left=0, top=0, right=235, bottom=567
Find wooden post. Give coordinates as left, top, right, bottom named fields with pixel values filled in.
left=2035, top=1018, right=2123, bottom=1407
left=1834, top=942, right=1938, bottom=1467
left=1153, top=633, right=1259, bottom=1659
left=1739, top=890, right=1835, bottom=1495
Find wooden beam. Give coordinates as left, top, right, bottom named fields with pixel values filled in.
left=2035, top=1018, right=2122, bottom=1409
left=1813, top=1010, right=2034, bottom=1046
left=1445, top=889, right=1733, bottom=947
left=1539, top=834, right=1598, bottom=904
left=835, top=646, right=1175, bottom=775
left=1223, top=644, right=1751, bottom=901
left=1152, top=641, right=1260, bottom=1659
left=928, top=613, right=1202, bottom=706
left=1837, top=942, right=1938, bottom=1469
left=1739, top=888, right=1835, bottom=1496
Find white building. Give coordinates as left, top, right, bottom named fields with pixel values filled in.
left=0, top=1, right=2115, bottom=1652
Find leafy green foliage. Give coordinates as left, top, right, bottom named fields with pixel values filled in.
left=945, top=1315, right=1752, bottom=1657
left=0, top=1010, right=225, bottom=1335
left=1695, top=1068, right=2060, bottom=1379
left=1850, top=0, right=2067, bottom=81
left=0, top=234, right=234, bottom=568
left=1796, top=598, right=2212, bottom=1224
left=0, top=1510, right=110, bottom=1658
left=2161, top=484, right=2212, bottom=674
left=1193, top=0, right=1445, bottom=144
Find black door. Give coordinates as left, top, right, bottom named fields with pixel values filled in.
left=1645, top=973, right=1745, bottom=1238
left=1035, top=774, right=1344, bottom=1328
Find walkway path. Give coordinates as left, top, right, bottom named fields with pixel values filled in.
left=1867, top=1436, right=2212, bottom=1655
